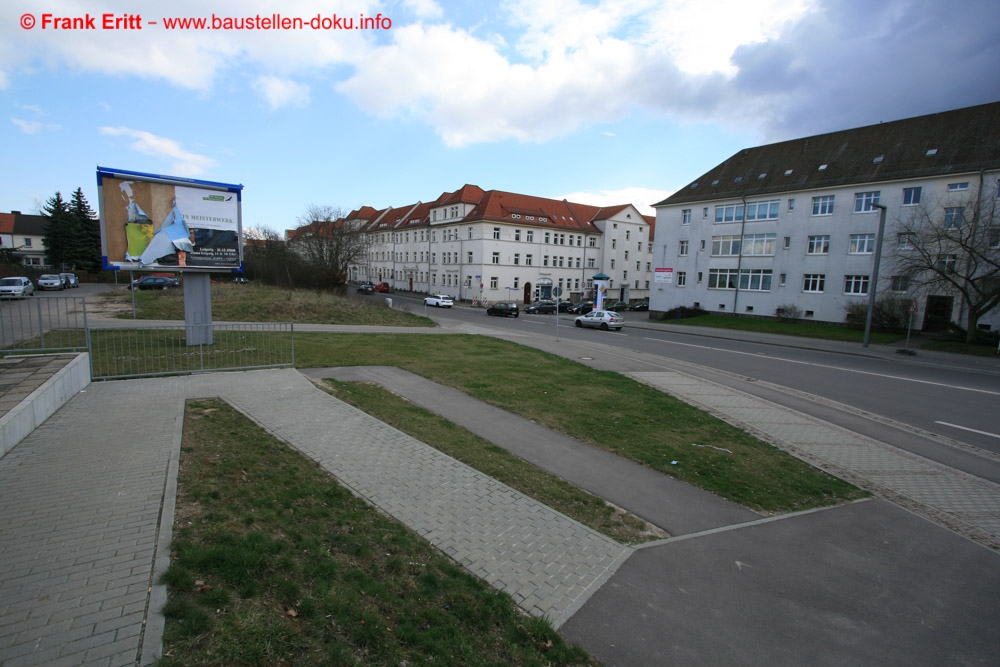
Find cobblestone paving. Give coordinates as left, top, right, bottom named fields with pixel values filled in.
left=631, top=370, right=1000, bottom=550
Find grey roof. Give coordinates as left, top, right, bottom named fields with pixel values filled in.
left=12, top=212, right=48, bottom=235
left=656, top=101, right=1000, bottom=207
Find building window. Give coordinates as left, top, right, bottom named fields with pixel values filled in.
left=935, top=254, right=958, bottom=273
left=526, top=230, right=534, bottom=242
left=23, top=238, right=32, bottom=247
left=677, top=271, right=687, bottom=286
left=493, top=227, right=501, bottom=240
left=739, top=269, right=773, bottom=291
left=682, top=209, right=692, bottom=225
left=854, top=191, right=881, bottom=212
left=610, top=259, right=615, bottom=269
left=514, top=277, right=519, bottom=289
left=808, top=235, right=830, bottom=255
left=544, top=232, right=551, bottom=244
left=948, top=182, right=969, bottom=191
left=783, top=236, right=791, bottom=249
left=849, top=233, right=876, bottom=254
left=788, top=198, right=795, bottom=211
left=490, top=276, right=498, bottom=289
left=779, top=273, right=787, bottom=286
left=803, top=274, right=825, bottom=293
left=944, top=207, right=965, bottom=228
left=902, top=187, right=922, bottom=205
left=890, top=276, right=910, bottom=291
left=514, top=229, right=521, bottom=241
left=714, top=203, right=745, bottom=223
left=844, top=275, right=870, bottom=295
left=513, top=253, right=520, bottom=265
left=543, top=255, right=550, bottom=267
left=742, top=233, right=776, bottom=256
left=745, top=199, right=780, bottom=221
left=812, top=195, right=835, bottom=216
left=612, top=239, right=617, bottom=249
left=467, top=251, right=473, bottom=263
left=526, top=254, right=533, bottom=266
left=711, top=235, right=741, bottom=256
left=588, top=237, right=596, bottom=247
left=708, top=269, right=739, bottom=289
left=587, top=258, right=595, bottom=268
left=491, top=252, right=500, bottom=264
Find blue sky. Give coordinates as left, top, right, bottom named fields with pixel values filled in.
left=3, top=0, right=999, bottom=233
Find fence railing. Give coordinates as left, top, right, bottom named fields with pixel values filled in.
left=88, top=322, right=295, bottom=380
left=1, top=296, right=294, bottom=380
left=0, top=296, right=89, bottom=353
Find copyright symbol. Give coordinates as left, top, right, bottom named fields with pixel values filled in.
left=21, top=13, right=36, bottom=29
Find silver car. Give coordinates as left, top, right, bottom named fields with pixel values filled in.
left=38, top=274, right=65, bottom=291
left=0, top=277, right=35, bottom=299
left=574, top=310, right=624, bottom=331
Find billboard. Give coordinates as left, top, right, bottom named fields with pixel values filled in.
left=97, top=167, right=244, bottom=272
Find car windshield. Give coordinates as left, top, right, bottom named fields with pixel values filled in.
left=41, top=275, right=59, bottom=280
left=0, top=278, right=21, bottom=286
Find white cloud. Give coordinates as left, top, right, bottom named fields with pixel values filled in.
left=401, top=0, right=444, bottom=20
left=99, top=126, right=217, bottom=176
left=252, top=76, right=311, bottom=110
left=12, top=118, right=42, bottom=134
left=561, top=186, right=671, bottom=217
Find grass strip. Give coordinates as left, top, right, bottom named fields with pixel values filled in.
left=319, top=378, right=667, bottom=545
left=161, top=399, right=597, bottom=666
left=294, top=333, right=868, bottom=514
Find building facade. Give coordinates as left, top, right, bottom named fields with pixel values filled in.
left=651, top=102, right=1000, bottom=332
left=0, top=211, right=50, bottom=267
left=291, top=185, right=655, bottom=305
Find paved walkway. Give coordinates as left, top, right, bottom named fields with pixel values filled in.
left=1, top=315, right=998, bottom=665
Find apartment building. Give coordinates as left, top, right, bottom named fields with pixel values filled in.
left=294, top=185, right=655, bottom=305
left=651, top=102, right=1000, bottom=331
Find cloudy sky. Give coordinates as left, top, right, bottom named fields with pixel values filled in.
left=3, top=0, right=999, bottom=232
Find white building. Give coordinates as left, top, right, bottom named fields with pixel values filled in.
left=651, top=102, right=1000, bottom=332
left=297, top=184, right=656, bottom=305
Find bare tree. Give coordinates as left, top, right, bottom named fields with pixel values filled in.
left=890, top=174, right=1000, bottom=342
left=288, top=205, right=370, bottom=290
left=243, top=225, right=302, bottom=288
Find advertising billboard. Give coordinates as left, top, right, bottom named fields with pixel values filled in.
left=97, top=167, right=243, bottom=272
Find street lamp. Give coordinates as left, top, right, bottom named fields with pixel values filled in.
left=863, top=203, right=888, bottom=348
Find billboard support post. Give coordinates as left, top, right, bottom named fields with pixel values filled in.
left=183, top=273, right=213, bottom=346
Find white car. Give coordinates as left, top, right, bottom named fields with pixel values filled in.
left=574, top=310, right=625, bottom=331
left=0, top=276, right=35, bottom=299
left=37, top=274, right=65, bottom=291
left=424, top=294, right=454, bottom=308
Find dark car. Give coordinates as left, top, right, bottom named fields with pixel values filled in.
left=129, top=276, right=179, bottom=291
left=567, top=302, right=594, bottom=315
left=606, top=301, right=631, bottom=312
left=486, top=301, right=519, bottom=317
left=525, top=301, right=557, bottom=314
left=629, top=300, right=649, bottom=311
left=356, top=281, right=375, bottom=294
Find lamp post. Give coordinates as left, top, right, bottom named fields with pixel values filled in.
left=863, top=203, right=888, bottom=348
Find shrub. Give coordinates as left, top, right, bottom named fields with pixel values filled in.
left=775, top=304, right=801, bottom=321
left=844, top=294, right=912, bottom=332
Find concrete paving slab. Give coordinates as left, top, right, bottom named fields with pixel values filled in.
left=561, top=498, right=1000, bottom=667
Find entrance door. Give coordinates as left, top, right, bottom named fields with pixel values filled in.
left=523, top=282, right=531, bottom=304
left=923, top=295, right=953, bottom=332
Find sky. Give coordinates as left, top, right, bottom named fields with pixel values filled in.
left=3, top=0, right=999, bottom=233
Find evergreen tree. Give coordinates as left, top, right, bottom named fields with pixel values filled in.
left=41, top=191, right=72, bottom=270
left=68, top=188, right=102, bottom=272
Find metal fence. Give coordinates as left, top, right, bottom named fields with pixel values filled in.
left=1, top=296, right=295, bottom=380
left=0, top=296, right=89, bottom=353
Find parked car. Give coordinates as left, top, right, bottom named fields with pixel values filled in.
left=486, top=301, right=519, bottom=317
left=356, top=281, right=375, bottom=294
left=574, top=310, right=625, bottom=331
left=606, top=301, right=630, bottom=312
left=231, top=276, right=249, bottom=284
left=0, top=277, right=34, bottom=299
left=129, top=275, right=179, bottom=291
left=525, top=301, right=557, bottom=314
left=556, top=300, right=574, bottom=312
left=59, top=273, right=79, bottom=288
left=629, top=300, right=649, bottom=311
left=424, top=293, right=454, bottom=308
left=37, top=274, right=65, bottom=291
left=567, top=302, right=594, bottom=315
left=374, top=282, right=391, bottom=293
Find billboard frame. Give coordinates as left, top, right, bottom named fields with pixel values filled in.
left=96, top=166, right=245, bottom=274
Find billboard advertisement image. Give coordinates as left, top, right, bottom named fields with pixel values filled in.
left=97, top=167, right=243, bottom=272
